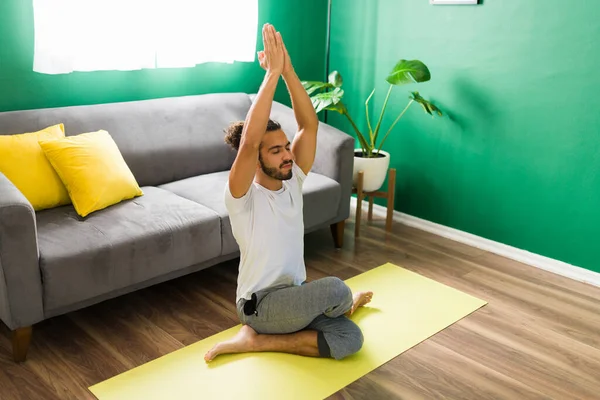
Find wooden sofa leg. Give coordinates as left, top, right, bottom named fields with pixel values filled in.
left=330, top=220, right=346, bottom=249
left=12, top=326, right=32, bottom=363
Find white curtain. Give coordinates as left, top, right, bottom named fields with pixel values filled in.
left=33, top=0, right=258, bottom=74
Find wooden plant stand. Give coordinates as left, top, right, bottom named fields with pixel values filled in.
left=352, top=168, right=396, bottom=237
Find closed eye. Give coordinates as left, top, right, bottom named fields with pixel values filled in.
left=272, top=145, right=291, bottom=154
left=269, top=141, right=291, bottom=154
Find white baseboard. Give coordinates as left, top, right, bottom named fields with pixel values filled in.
left=350, top=197, right=600, bottom=288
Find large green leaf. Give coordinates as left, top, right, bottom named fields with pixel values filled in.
left=310, top=88, right=345, bottom=114
left=301, top=81, right=334, bottom=96
left=328, top=71, right=343, bottom=88
left=325, top=101, right=347, bottom=114
left=386, top=59, right=431, bottom=86
left=410, top=91, right=443, bottom=116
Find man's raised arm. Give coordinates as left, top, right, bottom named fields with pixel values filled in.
left=229, top=24, right=284, bottom=198
left=281, top=41, right=319, bottom=176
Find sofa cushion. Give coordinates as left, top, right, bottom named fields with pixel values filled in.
left=0, top=123, right=71, bottom=211
left=158, top=169, right=342, bottom=255
left=39, top=130, right=144, bottom=217
left=159, top=171, right=237, bottom=256
left=0, top=93, right=252, bottom=187
left=36, top=187, right=221, bottom=312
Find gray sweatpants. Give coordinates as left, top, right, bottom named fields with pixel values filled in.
left=236, top=276, right=364, bottom=360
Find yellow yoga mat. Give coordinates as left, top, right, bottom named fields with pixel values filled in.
left=89, top=263, right=486, bottom=400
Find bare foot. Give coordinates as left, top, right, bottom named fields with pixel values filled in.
left=346, top=291, right=373, bottom=317
left=204, top=325, right=258, bottom=362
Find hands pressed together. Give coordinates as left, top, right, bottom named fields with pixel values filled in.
left=258, top=23, right=293, bottom=77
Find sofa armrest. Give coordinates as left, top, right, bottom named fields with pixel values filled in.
left=312, top=122, right=355, bottom=221
left=0, top=173, right=44, bottom=329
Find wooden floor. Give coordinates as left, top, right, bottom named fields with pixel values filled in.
left=2, top=208, right=600, bottom=400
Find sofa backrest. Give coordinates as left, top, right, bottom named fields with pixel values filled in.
left=0, top=93, right=252, bottom=186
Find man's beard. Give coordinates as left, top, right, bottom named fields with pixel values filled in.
left=259, top=157, right=293, bottom=181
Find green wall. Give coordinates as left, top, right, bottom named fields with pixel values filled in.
left=0, top=0, right=328, bottom=112
left=3, top=0, right=599, bottom=274
left=329, top=0, right=600, bottom=273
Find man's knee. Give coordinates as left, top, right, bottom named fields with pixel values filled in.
left=330, top=325, right=364, bottom=360
left=323, top=276, right=351, bottom=305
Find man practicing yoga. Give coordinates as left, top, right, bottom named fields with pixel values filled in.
left=204, top=23, right=372, bottom=363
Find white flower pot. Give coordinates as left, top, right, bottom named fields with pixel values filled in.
left=353, top=149, right=391, bottom=192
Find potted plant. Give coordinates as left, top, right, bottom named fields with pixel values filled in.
left=302, top=59, right=442, bottom=192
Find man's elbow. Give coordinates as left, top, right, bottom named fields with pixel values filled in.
left=239, top=137, right=261, bottom=151
left=299, top=124, right=319, bottom=137
left=307, top=114, right=319, bottom=131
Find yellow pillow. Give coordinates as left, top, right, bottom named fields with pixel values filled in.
left=39, top=130, right=143, bottom=217
left=0, top=124, right=71, bottom=211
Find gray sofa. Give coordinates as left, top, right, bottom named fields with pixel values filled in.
left=0, top=92, right=355, bottom=362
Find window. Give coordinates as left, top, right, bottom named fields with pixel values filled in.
left=32, top=0, right=258, bottom=74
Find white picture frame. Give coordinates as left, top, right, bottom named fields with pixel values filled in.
left=430, top=0, right=478, bottom=4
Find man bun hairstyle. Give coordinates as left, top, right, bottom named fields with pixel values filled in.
left=224, top=119, right=282, bottom=151
left=224, top=121, right=244, bottom=150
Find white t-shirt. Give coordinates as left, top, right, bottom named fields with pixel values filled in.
left=224, top=163, right=307, bottom=302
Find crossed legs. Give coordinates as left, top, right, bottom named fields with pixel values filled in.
left=204, top=277, right=373, bottom=362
